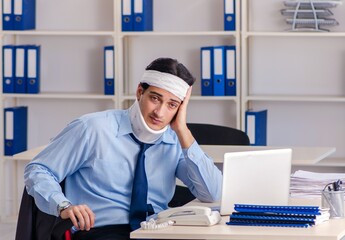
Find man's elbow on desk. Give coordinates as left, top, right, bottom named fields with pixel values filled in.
left=190, top=183, right=222, bottom=203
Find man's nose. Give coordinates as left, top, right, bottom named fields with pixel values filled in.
left=153, top=105, right=164, bottom=117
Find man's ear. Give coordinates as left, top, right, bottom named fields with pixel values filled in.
left=136, top=84, right=143, bottom=101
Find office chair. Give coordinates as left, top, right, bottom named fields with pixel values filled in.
left=168, top=123, right=250, bottom=207
left=186, top=123, right=250, bottom=146
left=15, top=181, right=73, bottom=240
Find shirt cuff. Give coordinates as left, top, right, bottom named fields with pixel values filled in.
left=50, top=195, right=70, bottom=216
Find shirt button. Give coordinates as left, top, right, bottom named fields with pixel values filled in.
left=189, top=153, right=194, bottom=158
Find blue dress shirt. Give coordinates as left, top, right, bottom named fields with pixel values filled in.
left=24, top=109, right=223, bottom=228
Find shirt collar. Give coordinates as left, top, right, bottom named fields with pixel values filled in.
left=117, top=109, right=176, bottom=145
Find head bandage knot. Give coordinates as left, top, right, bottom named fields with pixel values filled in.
left=141, top=70, right=190, bottom=101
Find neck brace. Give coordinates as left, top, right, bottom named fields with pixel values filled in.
left=129, top=100, right=168, bottom=143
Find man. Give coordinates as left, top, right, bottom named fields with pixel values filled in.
left=24, top=58, right=222, bottom=240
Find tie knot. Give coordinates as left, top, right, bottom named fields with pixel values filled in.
left=130, top=133, right=153, bottom=150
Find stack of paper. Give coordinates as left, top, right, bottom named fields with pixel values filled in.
left=290, top=170, right=345, bottom=198
left=226, top=204, right=330, bottom=228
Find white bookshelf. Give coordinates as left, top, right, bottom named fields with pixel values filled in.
left=117, top=0, right=241, bottom=127
left=0, top=0, right=241, bottom=220
left=241, top=0, right=345, bottom=163
left=0, top=0, right=117, bottom=221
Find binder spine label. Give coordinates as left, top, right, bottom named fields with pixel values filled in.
left=3, top=0, right=12, bottom=14
left=226, top=50, right=235, bottom=79
left=16, top=48, right=25, bottom=76
left=14, top=0, right=23, bottom=15
left=123, top=0, right=131, bottom=15
left=27, top=49, right=37, bottom=78
left=134, top=0, right=143, bottom=13
left=202, top=50, right=211, bottom=79
left=4, top=49, right=13, bottom=78
left=225, top=0, right=234, bottom=14
left=5, top=111, right=14, bottom=140
left=247, top=115, right=255, bottom=145
left=105, top=50, right=114, bottom=79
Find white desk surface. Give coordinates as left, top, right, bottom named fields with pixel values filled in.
left=12, top=145, right=47, bottom=161
left=131, top=198, right=345, bottom=240
left=200, top=145, right=336, bottom=166
left=12, top=145, right=335, bottom=167
left=131, top=218, right=345, bottom=240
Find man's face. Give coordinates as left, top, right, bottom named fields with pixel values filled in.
left=136, top=85, right=182, bottom=131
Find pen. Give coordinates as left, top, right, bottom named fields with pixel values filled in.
left=332, top=179, right=342, bottom=191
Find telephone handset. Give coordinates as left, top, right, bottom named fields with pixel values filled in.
left=157, top=206, right=221, bottom=226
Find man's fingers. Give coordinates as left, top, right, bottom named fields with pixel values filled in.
left=85, top=207, right=96, bottom=228
left=61, top=204, right=95, bottom=231
left=74, top=205, right=87, bottom=230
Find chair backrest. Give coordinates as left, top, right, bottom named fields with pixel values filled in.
left=15, top=182, right=73, bottom=240
left=187, top=123, right=250, bottom=146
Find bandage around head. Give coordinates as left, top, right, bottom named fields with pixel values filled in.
left=141, top=70, right=190, bottom=101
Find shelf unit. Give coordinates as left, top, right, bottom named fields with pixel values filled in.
left=0, top=0, right=118, bottom=220
left=0, top=0, right=241, bottom=220
left=118, top=0, right=241, bottom=127
left=241, top=0, right=345, bottom=166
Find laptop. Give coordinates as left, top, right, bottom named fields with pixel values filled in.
left=220, top=148, right=292, bottom=215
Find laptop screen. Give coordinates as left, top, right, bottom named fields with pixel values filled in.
left=220, top=149, right=292, bottom=215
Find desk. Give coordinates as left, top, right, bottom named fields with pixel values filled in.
left=131, top=198, right=345, bottom=240
left=200, top=145, right=336, bottom=166
left=7, top=145, right=336, bottom=221
left=12, top=144, right=336, bottom=165
left=12, top=144, right=47, bottom=161
left=131, top=217, right=345, bottom=240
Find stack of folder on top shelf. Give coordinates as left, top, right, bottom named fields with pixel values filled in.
left=290, top=170, right=345, bottom=199
left=121, top=0, right=153, bottom=31
left=200, top=46, right=236, bottom=96
left=226, top=204, right=330, bottom=228
left=2, top=0, right=36, bottom=30
left=224, top=0, right=236, bottom=31
left=281, top=0, right=342, bottom=32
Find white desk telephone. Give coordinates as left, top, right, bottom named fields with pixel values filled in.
left=157, top=206, right=221, bottom=226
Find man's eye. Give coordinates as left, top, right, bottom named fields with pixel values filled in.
left=151, top=96, right=159, bottom=101
left=169, top=103, right=178, bottom=109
